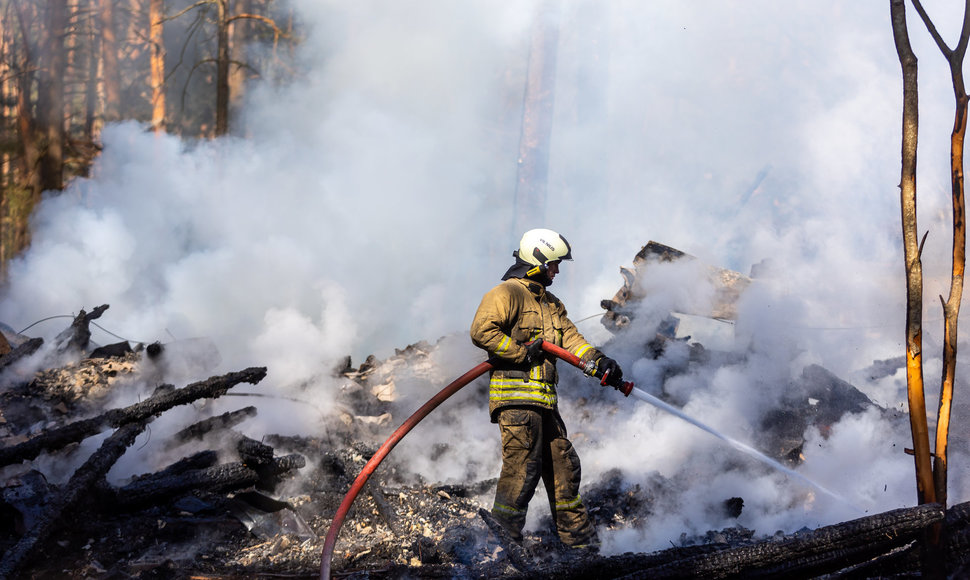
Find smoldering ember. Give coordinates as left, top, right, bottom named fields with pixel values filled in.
left=2, top=243, right=970, bottom=580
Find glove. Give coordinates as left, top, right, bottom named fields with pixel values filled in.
left=524, top=339, right=545, bottom=364
left=597, top=356, right=623, bottom=384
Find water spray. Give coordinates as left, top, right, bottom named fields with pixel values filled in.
left=537, top=341, right=861, bottom=511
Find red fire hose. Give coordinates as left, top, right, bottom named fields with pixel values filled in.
left=318, top=341, right=632, bottom=579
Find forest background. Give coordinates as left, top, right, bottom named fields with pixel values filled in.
left=0, top=0, right=297, bottom=277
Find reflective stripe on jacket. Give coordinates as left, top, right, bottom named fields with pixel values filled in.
left=470, top=277, right=602, bottom=421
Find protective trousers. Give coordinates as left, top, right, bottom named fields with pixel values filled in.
left=491, top=406, right=599, bottom=548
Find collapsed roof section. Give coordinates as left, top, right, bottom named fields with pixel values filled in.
left=600, top=241, right=752, bottom=350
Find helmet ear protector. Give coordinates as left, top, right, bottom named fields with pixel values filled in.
left=525, top=250, right=556, bottom=278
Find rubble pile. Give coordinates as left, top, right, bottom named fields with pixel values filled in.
left=1, top=245, right=970, bottom=578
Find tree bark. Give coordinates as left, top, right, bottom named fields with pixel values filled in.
left=909, top=0, right=970, bottom=511
left=890, top=0, right=936, bottom=506
left=149, top=0, right=165, bottom=131
left=37, top=0, right=66, bottom=193
left=99, top=0, right=121, bottom=123
left=215, top=0, right=230, bottom=136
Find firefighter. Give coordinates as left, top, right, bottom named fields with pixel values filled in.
left=470, top=228, right=623, bottom=552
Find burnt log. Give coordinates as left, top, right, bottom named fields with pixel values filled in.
left=630, top=503, right=943, bottom=579
left=0, top=367, right=267, bottom=467
left=0, top=337, right=43, bottom=372
left=508, top=503, right=945, bottom=580
left=111, top=453, right=305, bottom=510
left=148, top=450, right=221, bottom=479
left=0, top=421, right=148, bottom=580
left=168, top=406, right=258, bottom=447
left=237, top=435, right=274, bottom=466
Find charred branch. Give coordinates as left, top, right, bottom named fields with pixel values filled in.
left=370, top=487, right=401, bottom=537
left=111, top=453, right=305, bottom=511
left=0, top=367, right=267, bottom=467
left=53, top=305, right=108, bottom=355
left=0, top=421, right=148, bottom=580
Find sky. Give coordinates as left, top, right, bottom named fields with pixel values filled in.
left=3, top=0, right=970, bottom=556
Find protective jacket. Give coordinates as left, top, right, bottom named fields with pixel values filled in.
left=470, top=277, right=603, bottom=421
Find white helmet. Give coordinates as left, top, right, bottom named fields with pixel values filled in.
left=517, top=228, right=573, bottom=268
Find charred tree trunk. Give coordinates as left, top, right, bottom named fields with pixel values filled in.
left=890, top=0, right=936, bottom=506
left=0, top=367, right=267, bottom=467
left=908, top=0, right=970, bottom=510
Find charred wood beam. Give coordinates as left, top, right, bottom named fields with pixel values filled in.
left=168, top=406, right=258, bottom=447
left=0, top=337, right=43, bottom=371
left=0, top=421, right=148, bottom=580
left=0, top=367, right=267, bottom=467
left=478, top=507, right=532, bottom=573
left=53, top=304, right=109, bottom=354
left=111, top=453, right=305, bottom=511
left=508, top=503, right=945, bottom=580
left=624, top=503, right=945, bottom=580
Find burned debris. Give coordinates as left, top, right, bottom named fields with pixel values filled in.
left=0, top=240, right=969, bottom=580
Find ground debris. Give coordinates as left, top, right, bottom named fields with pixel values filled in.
left=4, top=298, right=970, bottom=579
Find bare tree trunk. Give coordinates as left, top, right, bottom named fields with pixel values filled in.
left=35, top=0, right=67, bottom=195
left=84, top=0, right=100, bottom=140
left=38, top=0, right=66, bottom=193
left=13, top=2, right=42, bottom=210
left=149, top=0, right=164, bottom=132
left=100, top=0, right=121, bottom=123
left=228, top=0, right=251, bottom=133
left=909, top=0, right=970, bottom=511
left=215, top=0, right=230, bottom=136
left=890, top=0, right=936, bottom=506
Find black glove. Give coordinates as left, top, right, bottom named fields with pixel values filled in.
left=597, top=356, right=623, bottom=383
left=524, top=339, right=545, bottom=364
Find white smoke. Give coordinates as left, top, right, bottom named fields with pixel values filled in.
left=2, top=0, right=968, bottom=556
